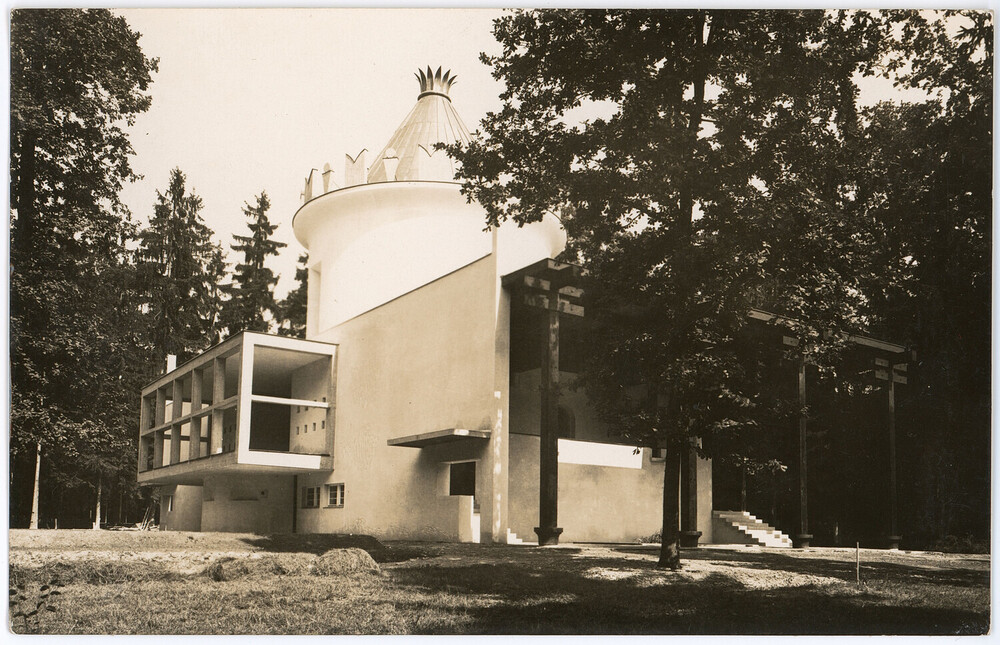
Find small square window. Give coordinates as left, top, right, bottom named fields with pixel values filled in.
left=650, top=448, right=667, bottom=462
left=301, top=486, right=320, bottom=508
left=326, top=483, right=345, bottom=507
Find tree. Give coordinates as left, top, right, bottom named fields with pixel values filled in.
left=9, top=9, right=157, bottom=528
left=278, top=253, right=309, bottom=338
left=137, top=168, right=225, bottom=364
left=853, top=11, right=992, bottom=544
left=453, top=10, right=886, bottom=567
left=220, top=192, right=287, bottom=337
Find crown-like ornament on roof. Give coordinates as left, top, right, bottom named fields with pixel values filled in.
left=416, top=66, right=457, bottom=101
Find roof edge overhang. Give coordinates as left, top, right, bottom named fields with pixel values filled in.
left=387, top=428, right=491, bottom=448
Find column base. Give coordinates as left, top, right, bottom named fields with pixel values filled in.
left=534, top=526, right=563, bottom=545
left=793, top=533, right=813, bottom=548
left=886, top=535, right=902, bottom=550
left=680, top=530, right=702, bottom=548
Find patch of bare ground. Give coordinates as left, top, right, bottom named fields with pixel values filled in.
left=8, top=531, right=990, bottom=635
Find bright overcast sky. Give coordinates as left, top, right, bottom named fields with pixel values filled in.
left=115, top=8, right=506, bottom=298
left=112, top=8, right=930, bottom=299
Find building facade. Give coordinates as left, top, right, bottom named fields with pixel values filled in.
left=139, top=67, right=907, bottom=547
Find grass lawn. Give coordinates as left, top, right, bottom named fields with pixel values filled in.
left=8, top=529, right=990, bottom=635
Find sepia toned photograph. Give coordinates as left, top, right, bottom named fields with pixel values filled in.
left=7, top=8, right=991, bottom=635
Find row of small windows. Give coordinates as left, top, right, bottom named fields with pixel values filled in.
left=295, top=420, right=325, bottom=435
left=301, top=483, right=345, bottom=509
left=294, top=397, right=327, bottom=414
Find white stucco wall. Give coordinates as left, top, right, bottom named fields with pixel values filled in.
left=159, top=484, right=203, bottom=532
left=296, top=255, right=500, bottom=541
left=508, top=434, right=666, bottom=543
left=200, top=474, right=293, bottom=534
left=508, top=369, right=714, bottom=544
left=289, top=359, right=331, bottom=454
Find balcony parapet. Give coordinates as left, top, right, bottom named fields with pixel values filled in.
left=138, top=332, right=339, bottom=482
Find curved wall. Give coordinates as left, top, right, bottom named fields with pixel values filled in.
left=293, top=181, right=565, bottom=333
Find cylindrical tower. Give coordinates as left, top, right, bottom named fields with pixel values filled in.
left=292, top=67, right=565, bottom=338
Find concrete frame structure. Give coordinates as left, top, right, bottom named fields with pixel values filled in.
left=140, top=67, right=907, bottom=548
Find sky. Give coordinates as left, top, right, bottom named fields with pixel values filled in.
left=112, top=8, right=934, bottom=299
left=115, top=8, right=507, bottom=298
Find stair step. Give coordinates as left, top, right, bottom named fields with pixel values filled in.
left=713, top=509, right=793, bottom=548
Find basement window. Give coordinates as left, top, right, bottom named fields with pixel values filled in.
left=302, top=486, right=320, bottom=508
left=326, top=483, right=345, bottom=508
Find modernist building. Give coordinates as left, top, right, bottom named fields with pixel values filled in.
left=138, top=68, right=907, bottom=547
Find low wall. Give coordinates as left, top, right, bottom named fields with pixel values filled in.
left=509, top=434, right=665, bottom=543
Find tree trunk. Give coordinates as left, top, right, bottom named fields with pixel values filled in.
left=28, top=442, right=41, bottom=529
left=93, top=477, right=102, bottom=530
left=658, top=449, right=682, bottom=569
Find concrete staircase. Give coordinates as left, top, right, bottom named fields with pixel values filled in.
left=505, top=529, right=524, bottom=545
left=712, top=510, right=793, bottom=548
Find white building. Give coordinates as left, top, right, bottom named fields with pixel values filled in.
left=140, top=67, right=857, bottom=547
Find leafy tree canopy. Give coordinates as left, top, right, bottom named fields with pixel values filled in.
left=452, top=9, right=901, bottom=566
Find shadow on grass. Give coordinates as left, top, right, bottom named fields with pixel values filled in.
left=240, top=534, right=425, bottom=563
left=611, top=546, right=989, bottom=588
left=385, top=552, right=988, bottom=635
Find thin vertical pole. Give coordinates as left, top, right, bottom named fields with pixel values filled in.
left=795, top=359, right=811, bottom=548
left=888, top=374, right=900, bottom=548
left=535, top=307, right=563, bottom=545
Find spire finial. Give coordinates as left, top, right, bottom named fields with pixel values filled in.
left=415, top=66, right=457, bottom=101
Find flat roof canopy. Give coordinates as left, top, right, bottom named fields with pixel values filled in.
left=387, top=428, right=491, bottom=448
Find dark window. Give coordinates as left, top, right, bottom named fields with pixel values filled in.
left=449, top=461, right=476, bottom=497
left=558, top=406, right=576, bottom=439
left=301, top=486, right=320, bottom=508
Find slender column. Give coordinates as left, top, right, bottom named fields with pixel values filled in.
left=887, top=372, right=900, bottom=549
left=155, top=388, right=166, bottom=427
left=190, top=370, right=203, bottom=459
left=534, top=307, right=563, bottom=545
left=153, top=430, right=164, bottom=468
left=172, top=379, right=183, bottom=421
left=211, top=357, right=226, bottom=455
left=794, top=359, right=812, bottom=548
left=170, top=424, right=181, bottom=464
left=680, top=439, right=702, bottom=547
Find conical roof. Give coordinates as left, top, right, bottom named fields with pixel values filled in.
left=367, top=67, right=472, bottom=183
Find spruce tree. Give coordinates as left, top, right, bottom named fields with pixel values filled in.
left=278, top=253, right=309, bottom=338
left=220, top=192, right=287, bottom=336
left=137, top=168, right=224, bottom=363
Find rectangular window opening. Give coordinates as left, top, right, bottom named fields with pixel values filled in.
left=301, top=486, right=320, bottom=508
left=326, top=483, right=345, bottom=507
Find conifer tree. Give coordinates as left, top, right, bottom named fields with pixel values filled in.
left=137, top=168, right=224, bottom=363
left=278, top=253, right=309, bottom=338
left=220, top=192, right=287, bottom=336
